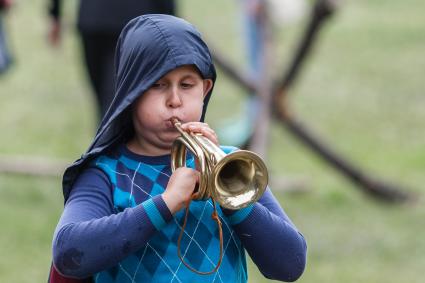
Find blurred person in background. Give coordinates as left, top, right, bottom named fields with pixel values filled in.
left=0, top=0, right=13, bottom=75
left=47, top=0, right=176, bottom=121
left=217, top=0, right=264, bottom=147
left=218, top=0, right=306, bottom=148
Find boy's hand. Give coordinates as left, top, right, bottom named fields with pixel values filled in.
left=180, top=122, right=219, bottom=146
left=162, top=167, right=200, bottom=213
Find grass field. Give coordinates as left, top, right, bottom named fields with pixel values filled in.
left=1, top=0, right=424, bottom=282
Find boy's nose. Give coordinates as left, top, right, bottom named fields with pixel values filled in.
left=166, top=86, right=183, bottom=108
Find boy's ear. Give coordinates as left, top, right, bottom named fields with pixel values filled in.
left=202, top=79, right=213, bottom=98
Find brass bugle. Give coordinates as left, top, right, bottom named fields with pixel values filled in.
left=170, top=119, right=268, bottom=210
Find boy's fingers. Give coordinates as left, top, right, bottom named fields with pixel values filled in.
left=186, top=124, right=218, bottom=145
left=181, top=122, right=219, bottom=145
left=200, top=131, right=219, bottom=145
left=180, top=122, right=208, bottom=130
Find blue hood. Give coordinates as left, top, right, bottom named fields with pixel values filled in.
left=62, top=14, right=216, bottom=200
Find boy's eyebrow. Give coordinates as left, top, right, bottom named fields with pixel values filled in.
left=180, top=73, right=199, bottom=80
left=155, top=72, right=201, bottom=82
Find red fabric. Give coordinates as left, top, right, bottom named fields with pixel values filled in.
left=48, top=264, right=92, bottom=283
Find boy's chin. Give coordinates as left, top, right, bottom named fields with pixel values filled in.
left=157, top=135, right=178, bottom=149
left=161, top=130, right=180, bottom=141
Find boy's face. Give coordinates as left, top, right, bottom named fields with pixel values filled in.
left=130, top=65, right=213, bottom=155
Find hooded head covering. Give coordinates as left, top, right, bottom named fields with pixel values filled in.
left=62, top=14, right=217, bottom=201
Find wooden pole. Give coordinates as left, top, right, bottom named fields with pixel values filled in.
left=0, top=156, right=68, bottom=177
left=211, top=0, right=414, bottom=202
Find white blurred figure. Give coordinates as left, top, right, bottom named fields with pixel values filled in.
left=268, top=0, right=307, bottom=26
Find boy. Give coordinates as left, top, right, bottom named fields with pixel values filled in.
left=51, top=14, right=306, bottom=282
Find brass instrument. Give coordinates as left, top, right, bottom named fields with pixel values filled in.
left=171, top=119, right=269, bottom=210
left=171, top=118, right=269, bottom=274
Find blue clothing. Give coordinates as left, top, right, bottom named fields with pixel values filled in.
left=0, top=14, right=12, bottom=74
left=53, top=145, right=306, bottom=282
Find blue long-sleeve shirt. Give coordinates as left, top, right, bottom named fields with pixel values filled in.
left=52, top=145, right=306, bottom=282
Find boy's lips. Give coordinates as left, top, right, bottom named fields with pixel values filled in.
left=164, top=117, right=182, bottom=129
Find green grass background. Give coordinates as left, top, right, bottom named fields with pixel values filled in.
left=1, top=0, right=424, bottom=282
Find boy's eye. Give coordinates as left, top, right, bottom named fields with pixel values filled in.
left=151, top=83, right=164, bottom=89
left=181, top=82, right=194, bottom=88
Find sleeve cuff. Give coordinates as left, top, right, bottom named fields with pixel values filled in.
left=224, top=204, right=255, bottom=226
left=141, top=195, right=172, bottom=230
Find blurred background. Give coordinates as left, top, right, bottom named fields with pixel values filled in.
left=0, top=0, right=424, bottom=282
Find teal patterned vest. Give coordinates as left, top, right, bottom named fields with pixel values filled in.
left=92, top=146, right=248, bottom=283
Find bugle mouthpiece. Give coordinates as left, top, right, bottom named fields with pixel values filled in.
left=171, top=118, right=186, bottom=135
left=171, top=117, right=181, bottom=125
